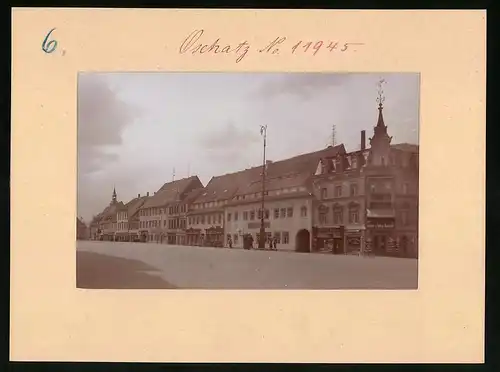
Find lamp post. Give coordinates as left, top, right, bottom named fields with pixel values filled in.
left=259, top=124, right=268, bottom=249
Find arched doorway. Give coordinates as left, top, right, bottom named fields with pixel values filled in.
left=295, top=229, right=311, bottom=252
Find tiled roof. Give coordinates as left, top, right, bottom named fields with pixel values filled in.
left=192, top=145, right=345, bottom=204
left=182, top=187, right=205, bottom=204
left=126, top=196, right=148, bottom=217
left=142, top=176, right=203, bottom=208
left=234, top=144, right=346, bottom=197
left=98, top=201, right=123, bottom=222
left=391, top=143, right=419, bottom=153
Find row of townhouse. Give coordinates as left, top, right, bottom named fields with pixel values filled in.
left=89, top=101, right=419, bottom=257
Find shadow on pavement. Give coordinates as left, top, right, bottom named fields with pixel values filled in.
left=76, top=251, right=177, bottom=289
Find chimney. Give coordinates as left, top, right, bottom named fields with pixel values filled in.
left=138, top=193, right=140, bottom=198
left=147, top=192, right=149, bottom=197
left=361, top=130, right=366, bottom=150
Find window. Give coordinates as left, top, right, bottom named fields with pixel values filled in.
left=250, top=210, right=255, bottom=220
left=402, top=211, right=409, bottom=226
left=351, top=158, right=357, bottom=168
left=273, top=232, right=281, bottom=243
left=280, top=208, right=286, bottom=218
left=301, top=206, right=307, bottom=217
left=287, top=207, right=293, bottom=218
left=333, top=208, right=343, bottom=224
left=243, top=211, right=248, bottom=220
left=403, top=183, right=409, bottom=195
left=218, top=214, right=222, bottom=224
left=349, top=209, right=359, bottom=224
left=201, top=216, right=205, bottom=224
left=321, top=188, right=327, bottom=199
left=282, top=232, right=290, bottom=244
left=234, top=211, right=238, bottom=221
left=265, top=209, right=270, bottom=219
left=196, top=217, right=200, bottom=224
left=350, top=183, right=358, bottom=196
left=319, top=212, right=328, bottom=224
left=207, top=215, right=211, bottom=224
left=274, top=208, right=279, bottom=219
left=227, top=213, right=232, bottom=222
left=334, top=185, right=342, bottom=197
left=164, top=220, right=167, bottom=227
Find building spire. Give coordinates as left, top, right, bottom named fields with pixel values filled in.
left=376, top=78, right=386, bottom=128
left=112, top=186, right=117, bottom=204
left=331, top=123, right=336, bottom=146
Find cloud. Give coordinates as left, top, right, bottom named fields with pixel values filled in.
left=78, top=74, right=141, bottom=174
left=255, top=73, right=351, bottom=100
left=198, top=121, right=261, bottom=151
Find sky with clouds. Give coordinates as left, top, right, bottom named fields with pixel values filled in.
left=77, top=72, right=420, bottom=222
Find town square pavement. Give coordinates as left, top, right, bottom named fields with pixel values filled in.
left=76, top=241, right=418, bottom=289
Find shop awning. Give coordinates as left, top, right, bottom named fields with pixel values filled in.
left=367, top=209, right=395, bottom=218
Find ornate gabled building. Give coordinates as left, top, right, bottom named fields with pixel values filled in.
left=311, top=85, right=419, bottom=258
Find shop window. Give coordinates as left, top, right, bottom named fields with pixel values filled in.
left=234, top=211, right=239, bottom=221
left=227, top=213, right=231, bottom=222
left=287, top=207, right=293, bottom=218
left=280, top=208, right=286, bottom=218
left=243, top=211, right=248, bottom=220
left=250, top=210, right=255, bottom=220
left=274, top=208, right=279, bottom=219
left=273, top=232, right=281, bottom=243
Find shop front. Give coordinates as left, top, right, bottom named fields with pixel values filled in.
left=345, top=230, right=363, bottom=254
left=186, top=228, right=202, bottom=246
left=366, top=217, right=396, bottom=256
left=205, top=226, right=224, bottom=247
left=312, top=226, right=345, bottom=254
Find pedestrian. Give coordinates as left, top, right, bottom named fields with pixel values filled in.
left=249, top=234, right=254, bottom=249
left=228, top=237, right=233, bottom=249
left=273, top=237, right=277, bottom=250
left=268, top=238, right=273, bottom=250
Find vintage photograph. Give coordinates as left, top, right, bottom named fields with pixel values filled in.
left=76, top=72, right=420, bottom=289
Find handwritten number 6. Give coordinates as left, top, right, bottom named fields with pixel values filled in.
left=42, top=28, right=57, bottom=54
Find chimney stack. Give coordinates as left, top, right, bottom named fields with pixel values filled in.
left=361, top=130, right=366, bottom=150
left=147, top=192, right=149, bottom=197
left=138, top=193, right=140, bottom=198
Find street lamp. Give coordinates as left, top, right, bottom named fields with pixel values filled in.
left=259, top=124, right=268, bottom=249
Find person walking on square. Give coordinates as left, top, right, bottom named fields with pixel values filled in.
left=273, top=237, right=277, bottom=250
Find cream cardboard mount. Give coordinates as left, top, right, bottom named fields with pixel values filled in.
left=11, top=9, right=485, bottom=363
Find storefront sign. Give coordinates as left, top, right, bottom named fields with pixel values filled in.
left=347, top=237, right=360, bottom=245
left=248, top=222, right=270, bottom=229
left=366, top=219, right=395, bottom=229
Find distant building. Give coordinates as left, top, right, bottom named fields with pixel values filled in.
left=96, top=187, right=123, bottom=241
left=76, top=217, right=89, bottom=240
left=138, top=176, right=204, bottom=243
left=114, top=194, right=148, bottom=242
